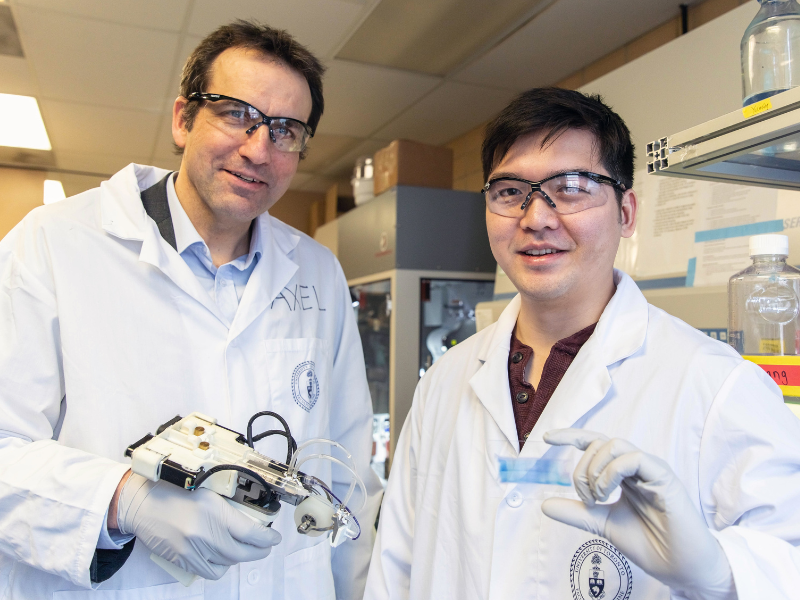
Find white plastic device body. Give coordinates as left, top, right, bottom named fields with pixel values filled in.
left=126, top=412, right=362, bottom=586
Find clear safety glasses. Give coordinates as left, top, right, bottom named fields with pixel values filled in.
left=482, top=171, right=626, bottom=217
left=188, top=92, right=313, bottom=153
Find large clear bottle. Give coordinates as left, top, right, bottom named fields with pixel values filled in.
left=741, top=0, right=800, bottom=106
left=729, top=234, right=800, bottom=356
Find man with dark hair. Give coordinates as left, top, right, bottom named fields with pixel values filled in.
left=0, top=20, right=381, bottom=600
left=365, top=88, right=800, bottom=600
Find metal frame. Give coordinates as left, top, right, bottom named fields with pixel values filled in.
left=647, top=86, right=800, bottom=190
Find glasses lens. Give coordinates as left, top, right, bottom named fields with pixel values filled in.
left=541, top=174, right=609, bottom=214
left=485, top=180, right=530, bottom=215
left=206, top=99, right=262, bottom=132
left=269, top=118, right=310, bottom=153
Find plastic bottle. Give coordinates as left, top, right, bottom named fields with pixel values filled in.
left=741, top=0, right=800, bottom=107
left=728, top=234, right=800, bottom=356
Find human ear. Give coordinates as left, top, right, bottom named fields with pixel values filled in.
left=172, top=96, right=190, bottom=150
left=619, top=189, right=637, bottom=238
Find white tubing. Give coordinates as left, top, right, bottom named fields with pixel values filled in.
left=289, top=438, right=366, bottom=511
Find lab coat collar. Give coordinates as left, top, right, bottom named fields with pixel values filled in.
left=469, top=270, right=648, bottom=457
left=228, top=213, right=299, bottom=341
left=99, top=164, right=300, bottom=330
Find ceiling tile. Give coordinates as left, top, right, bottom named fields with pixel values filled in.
left=320, top=138, right=389, bottom=177
left=14, top=5, right=180, bottom=111
left=55, top=150, right=150, bottom=176
left=187, top=0, right=369, bottom=58
left=12, top=0, right=190, bottom=32
left=336, top=0, right=551, bottom=75
left=40, top=99, right=160, bottom=156
left=299, top=133, right=363, bottom=173
left=315, top=59, right=441, bottom=137
left=374, top=81, right=516, bottom=146
left=0, top=55, right=35, bottom=95
left=151, top=112, right=178, bottom=161
left=453, top=0, right=689, bottom=90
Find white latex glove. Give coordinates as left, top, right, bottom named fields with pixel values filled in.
left=117, top=473, right=281, bottom=580
left=541, top=429, right=736, bottom=600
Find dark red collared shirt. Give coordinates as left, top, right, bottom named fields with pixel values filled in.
left=508, top=323, right=597, bottom=449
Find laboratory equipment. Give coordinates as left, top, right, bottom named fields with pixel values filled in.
left=729, top=234, right=800, bottom=355
left=742, top=0, right=800, bottom=107
left=338, top=186, right=496, bottom=471
left=126, top=411, right=364, bottom=585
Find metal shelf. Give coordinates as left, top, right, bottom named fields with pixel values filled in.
left=648, top=86, right=800, bottom=190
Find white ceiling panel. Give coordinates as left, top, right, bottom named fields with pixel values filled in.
left=40, top=99, right=160, bottom=156
left=315, top=59, right=441, bottom=137
left=453, top=0, right=689, bottom=90
left=151, top=112, right=178, bottom=161
left=374, top=81, right=516, bottom=146
left=14, top=5, right=180, bottom=111
left=0, top=55, right=36, bottom=95
left=55, top=150, right=150, bottom=176
left=11, top=0, right=190, bottom=32
left=320, top=138, right=389, bottom=177
left=299, top=133, right=363, bottom=172
left=187, top=0, right=369, bottom=59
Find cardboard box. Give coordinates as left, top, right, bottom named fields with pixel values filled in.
left=373, top=139, right=453, bottom=196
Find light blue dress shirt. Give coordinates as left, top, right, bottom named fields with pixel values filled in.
left=166, top=173, right=262, bottom=326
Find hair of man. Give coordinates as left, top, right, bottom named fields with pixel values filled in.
left=176, top=19, right=325, bottom=159
left=481, top=87, right=635, bottom=206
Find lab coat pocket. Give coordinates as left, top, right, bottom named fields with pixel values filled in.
left=262, top=338, right=333, bottom=446
left=284, top=541, right=335, bottom=600
left=53, top=579, right=204, bottom=599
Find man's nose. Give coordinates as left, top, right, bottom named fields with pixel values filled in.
left=239, top=123, right=274, bottom=164
left=519, top=192, right=560, bottom=230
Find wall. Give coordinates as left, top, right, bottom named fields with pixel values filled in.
left=0, top=165, right=323, bottom=239
left=446, top=0, right=755, bottom=193
left=0, top=166, right=104, bottom=239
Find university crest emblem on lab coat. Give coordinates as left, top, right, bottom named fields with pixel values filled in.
left=292, top=361, right=319, bottom=412
left=570, top=540, right=632, bottom=600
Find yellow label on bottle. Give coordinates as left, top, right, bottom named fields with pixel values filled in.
left=743, top=97, right=773, bottom=119
left=759, top=339, right=783, bottom=353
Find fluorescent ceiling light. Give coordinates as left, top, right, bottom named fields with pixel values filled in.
left=43, top=180, right=66, bottom=204
left=0, top=94, right=51, bottom=150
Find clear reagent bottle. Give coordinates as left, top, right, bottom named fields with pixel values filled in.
left=729, top=234, right=800, bottom=355
left=741, top=0, right=800, bottom=107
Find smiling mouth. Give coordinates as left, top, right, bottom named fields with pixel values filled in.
left=225, top=169, right=264, bottom=184
left=524, top=248, right=563, bottom=256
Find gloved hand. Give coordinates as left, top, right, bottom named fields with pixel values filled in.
left=117, top=473, right=282, bottom=580
left=541, top=429, right=735, bottom=600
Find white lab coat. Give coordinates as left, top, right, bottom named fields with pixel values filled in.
left=0, top=164, right=382, bottom=600
left=365, top=270, right=800, bottom=600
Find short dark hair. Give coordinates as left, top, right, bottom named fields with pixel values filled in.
left=481, top=88, right=634, bottom=200
left=177, top=20, right=325, bottom=157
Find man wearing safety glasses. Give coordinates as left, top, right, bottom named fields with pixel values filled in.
left=366, top=88, right=800, bottom=599
left=0, top=21, right=381, bottom=600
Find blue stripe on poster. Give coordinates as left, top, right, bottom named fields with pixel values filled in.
left=685, top=257, right=697, bottom=287
left=694, top=219, right=784, bottom=243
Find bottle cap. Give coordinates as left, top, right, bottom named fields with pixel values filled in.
left=750, top=233, right=789, bottom=257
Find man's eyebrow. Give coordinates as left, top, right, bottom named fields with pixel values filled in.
left=488, top=168, right=594, bottom=181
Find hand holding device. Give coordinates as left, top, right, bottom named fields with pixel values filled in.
left=117, top=473, right=281, bottom=581
left=541, top=428, right=735, bottom=600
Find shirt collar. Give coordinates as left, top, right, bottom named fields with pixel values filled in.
left=167, top=172, right=263, bottom=268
